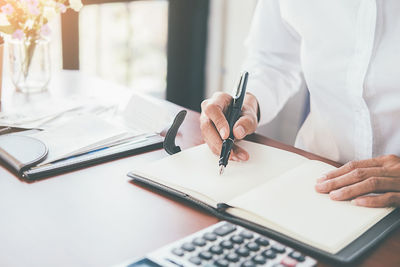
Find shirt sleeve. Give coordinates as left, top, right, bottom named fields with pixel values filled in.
left=243, top=0, right=305, bottom=125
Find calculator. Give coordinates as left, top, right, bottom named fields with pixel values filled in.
left=124, top=221, right=317, bottom=267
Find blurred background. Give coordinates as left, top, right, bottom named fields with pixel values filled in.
left=48, top=0, right=307, bottom=145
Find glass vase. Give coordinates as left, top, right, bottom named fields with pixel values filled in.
left=8, top=38, right=51, bottom=93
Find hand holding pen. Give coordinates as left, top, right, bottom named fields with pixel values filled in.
left=200, top=72, right=259, bottom=173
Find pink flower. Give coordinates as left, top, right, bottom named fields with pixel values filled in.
left=25, top=0, right=39, bottom=6
left=1, top=3, right=15, bottom=15
left=28, top=4, right=40, bottom=15
left=40, top=24, right=51, bottom=36
left=12, top=29, right=25, bottom=40
left=21, top=0, right=40, bottom=15
left=57, top=3, right=67, bottom=13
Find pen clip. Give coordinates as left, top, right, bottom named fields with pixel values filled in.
left=232, top=72, right=249, bottom=101
left=233, top=76, right=244, bottom=100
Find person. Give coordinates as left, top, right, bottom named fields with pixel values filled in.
left=200, top=0, right=400, bottom=208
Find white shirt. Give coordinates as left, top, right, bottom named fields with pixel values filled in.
left=244, top=0, right=400, bottom=163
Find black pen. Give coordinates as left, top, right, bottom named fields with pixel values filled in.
left=219, top=72, right=249, bottom=175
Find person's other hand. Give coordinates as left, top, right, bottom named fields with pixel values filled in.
left=315, top=155, right=400, bottom=207
left=200, top=92, right=259, bottom=161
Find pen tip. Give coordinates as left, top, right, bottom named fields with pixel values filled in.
left=219, top=165, right=225, bottom=175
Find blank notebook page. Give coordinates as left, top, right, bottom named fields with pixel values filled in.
left=133, top=140, right=308, bottom=204
left=227, top=160, right=394, bottom=254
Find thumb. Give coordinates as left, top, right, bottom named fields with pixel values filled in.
left=232, top=111, right=258, bottom=139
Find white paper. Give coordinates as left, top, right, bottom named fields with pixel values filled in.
left=122, top=94, right=174, bottom=133
left=30, top=115, right=128, bottom=165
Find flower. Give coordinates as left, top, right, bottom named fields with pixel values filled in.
left=1, top=3, right=15, bottom=15
left=25, top=0, right=39, bottom=6
left=40, top=24, right=51, bottom=36
left=0, top=0, right=81, bottom=41
left=69, top=0, right=83, bottom=12
left=28, top=4, right=40, bottom=15
left=12, top=29, right=25, bottom=40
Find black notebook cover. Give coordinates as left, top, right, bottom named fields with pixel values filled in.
left=0, top=133, right=163, bottom=181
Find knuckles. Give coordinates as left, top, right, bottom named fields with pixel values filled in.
left=200, top=99, right=209, bottom=110
left=387, top=193, right=400, bottom=206
left=351, top=168, right=366, bottom=181
left=346, top=161, right=358, bottom=171
left=202, top=102, right=218, bottom=116
left=385, top=154, right=399, bottom=162
left=366, top=177, right=380, bottom=190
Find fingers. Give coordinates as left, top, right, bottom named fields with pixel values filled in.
left=315, top=167, right=388, bottom=193
left=314, top=155, right=400, bottom=207
left=200, top=115, right=223, bottom=155
left=232, top=144, right=250, bottom=161
left=200, top=92, right=232, bottom=158
left=200, top=92, right=260, bottom=161
left=201, top=94, right=231, bottom=139
left=200, top=114, right=249, bottom=161
left=328, top=177, right=400, bottom=201
left=317, top=158, right=382, bottom=183
left=352, top=192, right=400, bottom=208
left=233, top=107, right=258, bottom=139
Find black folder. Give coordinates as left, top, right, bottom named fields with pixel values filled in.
left=0, top=131, right=163, bottom=181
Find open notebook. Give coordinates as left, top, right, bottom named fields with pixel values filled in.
left=128, top=140, right=394, bottom=257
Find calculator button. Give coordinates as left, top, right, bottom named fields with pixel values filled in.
left=214, top=223, right=237, bottom=236
left=230, top=235, right=244, bottom=244
left=239, top=230, right=254, bottom=239
left=215, top=259, right=230, bottom=267
left=245, top=242, right=260, bottom=251
left=220, top=240, right=234, bottom=249
left=199, top=251, right=213, bottom=260
left=262, top=249, right=276, bottom=259
left=181, top=242, right=196, bottom=252
left=271, top=244, right=286, bottom=253
left=255, top=237, right=270, bottom=246
left=281, top=256, right=298, bottom=267
left=289, top=251, right=305, bottom=262
left=235, top=247, right=250, bottom=257
left=209, top=245, right=224, bottom=255
left=225, top=253, right=240, bottom=262
left=252, top=254, right=267, bottom=264
left=241, top=260, right=256, bottom=267
left=189, top=256, right=202, bottom=265
left=171, top=248, right=184, bottom=257
left=203, top=232, right=217, bottom=241
left=192, top=237, right=206, bottom=247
